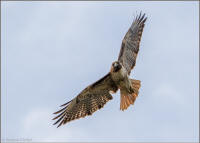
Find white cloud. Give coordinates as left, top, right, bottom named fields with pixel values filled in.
left=20, top=107, right=90, bottom=142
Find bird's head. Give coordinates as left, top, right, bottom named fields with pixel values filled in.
left=110, top=61, right=122, bottom=72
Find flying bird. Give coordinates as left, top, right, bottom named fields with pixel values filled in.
left=53, top=12, right=147, bottom=127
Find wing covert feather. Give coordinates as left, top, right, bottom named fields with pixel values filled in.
left=118, top=12, right=147, bottom=74
left=53, top=73, right=118, bottom=127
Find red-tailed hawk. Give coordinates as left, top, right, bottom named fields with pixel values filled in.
left=53, top=12, right=147, bottom=127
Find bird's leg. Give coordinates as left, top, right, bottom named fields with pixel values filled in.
left=128, top=85, right=134, bottom=94
left=127, top=79, right=134, bottom=94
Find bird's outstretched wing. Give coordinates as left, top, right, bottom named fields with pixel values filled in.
left=53, top=73, right=118, bottom=127
left=118, top=12, right=147, bottom=75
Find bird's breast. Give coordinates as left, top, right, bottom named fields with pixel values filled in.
left=111, top=66, right=128, bottom=84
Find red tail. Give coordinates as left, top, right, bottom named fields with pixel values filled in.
left=120, top=79, right=141, bottom=111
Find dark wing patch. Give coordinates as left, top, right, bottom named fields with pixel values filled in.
left=118, top=12, right=147, bottom=75
left=53, top=73, right=118, bottom=127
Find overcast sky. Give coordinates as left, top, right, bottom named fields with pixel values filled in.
left=1, top=1, right=199, bottom=142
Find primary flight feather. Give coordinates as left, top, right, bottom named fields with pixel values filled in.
left=53, top=12, right=147, bottom=127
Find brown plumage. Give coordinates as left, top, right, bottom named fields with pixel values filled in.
left=118, top=12, right=147, bottom=75
left=120, top=79, right=141, bottom=111
left=53, top=73, right=118, bottom=127
left=53, top=12, right=147, bottom=127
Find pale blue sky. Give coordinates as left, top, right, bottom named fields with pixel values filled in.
left=1, top=1, right=199, bottom=142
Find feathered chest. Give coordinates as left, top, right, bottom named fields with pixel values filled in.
left=111, top=66, right=128, bottom=83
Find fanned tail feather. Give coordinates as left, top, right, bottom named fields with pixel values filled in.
left=120, top=79, right=141, bottom=111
